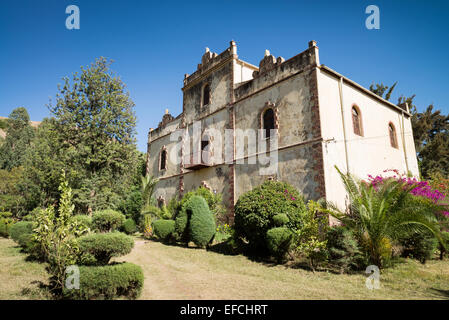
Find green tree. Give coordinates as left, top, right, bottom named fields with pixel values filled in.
left=409, top=104, right=449, bottom=179
left=25, top=58, right=140, bottom=214
left=0, top=167, right=26, bottom=217
left=0, top=107, right=35, bottom=170
left=369, top=82, right=397, bottom=101
left=22, top=118, right=67, bottom=211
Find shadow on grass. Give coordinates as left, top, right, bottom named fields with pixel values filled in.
left=429, top=288, right=449, bottom=299
left=21, top=280, right=52, bottom=299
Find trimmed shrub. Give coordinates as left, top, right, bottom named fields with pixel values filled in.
left=174, top=187, right=227, bottom=222
left=234, top=180, right=307, bottom=252
left=92, top=210, right=125, bottom=232
left=273, top=214, right=289, bottom=227
left=78, top=232, right=134, bottom=265
left=174, top=204, right=190, bottom=242
left=161, top=206, right=172, bottom=220
left=399, top=230, right=438, bottom=264
left=152, top=219, right=175, bottom=242
left=63, top=262, right=144, bottom=300
left=188, top=196, right=216, bottom=247
left=122, top=218, right=137, bottom=235
left=70, top=215, right=92, bottom=230
left=327, top=226, right=366, bottom=271
left=9, top=221, right=34, bottom=243
left=266, top=227, right=293, bottom=262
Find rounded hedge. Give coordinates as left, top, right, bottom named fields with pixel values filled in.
left=92, top=210, right=125, bottom=232
left=63, top=262, right=144, bottom=300
left=78, top=232, right=134, bottom=265
left=187, top=196, right=216, bottom=247
left=273, top=214, right=290, bottom=227
left=122, top=218, right=137, bottom=235
left=266, top=227, right=293, bottom=262
left=234, top=180, right=307, bottom=252
left=152, top=219, right=175, bottom=242
left=9, top=221, right=34, bottom=244
left=70, top=215, right=92, bottom=229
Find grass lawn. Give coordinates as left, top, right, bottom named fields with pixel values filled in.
left=1, top=236, right=449, bottom=300
left=116, top=237, right=449, bottom=300
left=0, top=238, right=49, bottom=300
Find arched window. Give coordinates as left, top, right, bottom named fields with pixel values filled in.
left=389, top=123, right=398, bottom=149
left=352, top=106, right=363, bottom=136
left=262, top=108, right=275, bottom=139
left=160, top=148, right=167, bottom=170
left=203, top=84, right=210, bottom=106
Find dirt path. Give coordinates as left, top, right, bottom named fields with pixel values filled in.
left=116, top=238, right=449, bottom=300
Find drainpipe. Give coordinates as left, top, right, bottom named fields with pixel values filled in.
left=401, top=105, right=410, bottom=174
left=338, top=77, right=350, bottom=173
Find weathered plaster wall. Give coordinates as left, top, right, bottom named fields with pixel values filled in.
left=183, top=164, right=232, bottom=204
left=147, top=131, right=181, bottom=179
left=153, top=176, right=179, bottom=204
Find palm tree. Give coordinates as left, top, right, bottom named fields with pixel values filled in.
left=141, top=175, right=158, bottom=211
left=320, top=166, right=446, bottom=268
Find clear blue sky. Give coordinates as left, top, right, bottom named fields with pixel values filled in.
left=1, top=0, right=448, bottom=152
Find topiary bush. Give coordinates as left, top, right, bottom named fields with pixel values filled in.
left=70, top=215, right=92, bottom=230
left=187, top=196, right=216, bottom=247
left=266, top=227, right=293, bottom=263
left=234, top=180, right=307, bottom=252
left=273, top=214, right=289, bottom=227
left=326, top=226, right=366, bottom=272
left=92, top=210, right=125, bottom=232
left=173, top=187, right=227, bottom=223
left=122, top=218, right=137, bottom=235
left=78, top=232, right=134, bottom=265
left=9, top=221, right=34, bottom=243
left=152, top=219, right=175, bottom=242
left=63, top=262, right=144, bottom=300
left=174, top=203, right=190, bottom=242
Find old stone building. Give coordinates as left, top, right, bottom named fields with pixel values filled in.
left=146, top=40, right=419, bottom=220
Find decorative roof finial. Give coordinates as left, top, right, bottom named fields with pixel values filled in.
left=165, top=109, right=169, bottom=114
left=205, top=47, right=210, bottom=53
left=264, top=49, right=270, bottom=57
